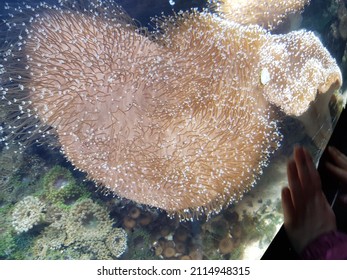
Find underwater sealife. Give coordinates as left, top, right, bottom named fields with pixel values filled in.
left=30, top=199, right=127, bottom=259
left=0, top=230, right=16, bottom=258
left=64, top=199, right=127, bottom=259
left=162, top=246, right=176, bottom=259
left=123, top=216, right=137, bottom=230
left=258, top=29, right=341, bottom=116
left=128, top=206, right=141, bottom=219
left=11, top=196, right=46, bottom=234
left=65, top=199, right=114, bottom=245
left=159, top=10, right=342, bottom=117
left=125, top=227, right=154, bottom=259
left=0, top=205, right=16, bottom=258
left=0, top=143, right=24, bottom=204
left=210, top=0, right=310, bottom=29
left=33, top=219, right=67, bottom=257
left=105, top=228, right=128, bottom=258
left=0, top=0, right=342, bottom=218
left=218, top=236, right=235, bottom=255
left=41, top=165, right=88, bottom=208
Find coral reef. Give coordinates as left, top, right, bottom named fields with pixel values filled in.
left=41, top=165, right=89, bottom=208
left=65, top=199, right=114, bottom=246
left=11, top=196, right=46, bottom=234
left=0, top=144, right=24, bottom=204
left=0, top=230, right=16, bottom=258
left=3, top=191, right=127, bottom=259
left=0, top=0, right=345, bottom=261
left=198, top=199, right=282, bottom=260
left=0, top=205, right=16, bottom=258
left=218, top=236, right=234, bottom=255
left=105, top=229, right=128, bottom=258
left=0, top=0, right=341, bottom=218
left=125, top=228, right=155, bottom=259
left=31, top=199, right=127, bottom=259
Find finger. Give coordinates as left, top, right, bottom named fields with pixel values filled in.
left=340, top=194, right=347, bottom=205
left=287, top=158, right=304, bottom=212
left=281, top=187, right=296, bottom=227
left=294, top=146, right=312, bottom=196
left=326, top=162, right=347, bottom=187
left=327, top=146, right=347, bottom=170
left=302, top=148, right=322, bottom=193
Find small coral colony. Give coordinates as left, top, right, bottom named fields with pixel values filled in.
left=0, top=0, right=345, bottom=259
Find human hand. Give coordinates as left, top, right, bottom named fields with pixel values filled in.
left=281, top=146, right=337, bottom=253
left=325, top=146, right=347, bottom=204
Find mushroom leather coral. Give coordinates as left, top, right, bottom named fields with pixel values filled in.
left=25, top=10, right=279, bottom=216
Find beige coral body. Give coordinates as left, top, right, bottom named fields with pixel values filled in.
left=259, top=30, right=342, bottom=116
left=213, top=0, right=310, bottom=29
left=25, top=11, right=279, bottom=215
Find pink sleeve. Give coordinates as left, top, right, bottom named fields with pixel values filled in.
left=300, top=231, right=347, bottom=260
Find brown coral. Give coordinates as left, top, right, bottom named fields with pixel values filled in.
left=162, top=246, right=176, bottom=259
left=218, top=236, right=234, bottom=254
